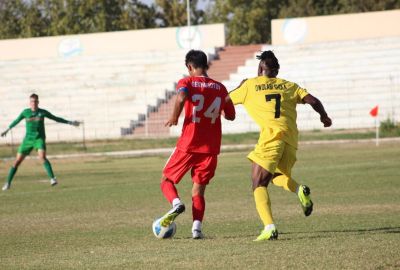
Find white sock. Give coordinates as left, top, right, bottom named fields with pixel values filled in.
left=192, top=220, right=202, bottom=232
left=264, top=224, right=276, bottom=231
left=172, top=198, right=181, bottom=208
left=296, top=185, right=300, bottom=194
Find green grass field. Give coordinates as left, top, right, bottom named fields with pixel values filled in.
left=1, top=141, right=399, bottom=269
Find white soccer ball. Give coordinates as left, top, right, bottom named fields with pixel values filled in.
left=152, top=218, right=177, bottom=239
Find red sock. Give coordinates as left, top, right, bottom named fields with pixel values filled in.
left=160, top=180, right=179, bottom=203
left=192, top=195, right=205, bottom=222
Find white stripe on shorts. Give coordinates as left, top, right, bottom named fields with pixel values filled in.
left=163, top=147, right=177, bottom=170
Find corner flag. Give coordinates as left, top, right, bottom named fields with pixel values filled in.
left=369, top=105, right=379, bottom=146
left=369, top=105, right=379, bottom=117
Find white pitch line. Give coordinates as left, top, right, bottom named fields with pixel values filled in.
left=1, top=137, right=399, bottom=161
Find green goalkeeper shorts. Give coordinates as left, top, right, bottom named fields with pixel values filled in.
left=18, top=138, right=46, bottom=155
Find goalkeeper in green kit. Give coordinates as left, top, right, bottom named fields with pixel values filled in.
left=1, top=94, right=80, bottom=191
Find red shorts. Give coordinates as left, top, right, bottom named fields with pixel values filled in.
left=163, top=148, right=218, bottom=185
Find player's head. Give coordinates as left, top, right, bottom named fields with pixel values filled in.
left=30, top=93, right=39, bottom=110
left=185, top=50, right=209, bottom=75
left=256, top=50, right=280, bottom=78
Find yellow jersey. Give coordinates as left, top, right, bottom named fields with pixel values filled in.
left=229, top=76, right=309, bottom=148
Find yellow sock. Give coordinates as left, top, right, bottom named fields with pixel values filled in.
left=254, top=187, right=273, bottom=226
left=272, top=175, right=298, bottom=193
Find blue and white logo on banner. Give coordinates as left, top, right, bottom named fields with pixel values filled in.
left=282, top=19, right=308, bottom=44
left=58, top=38, right=83, bottom=58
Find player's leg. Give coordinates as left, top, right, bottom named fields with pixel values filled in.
left=2, top=153, right=26, bottom=190
left=191, top=183, right=206, bottom=239
left=159, top=177, right=186, bottom=226
left=159, top=149, right=191, bottom=226
left=190, top=154, right=217, bottom=239
left=271, top=144, right=299, bottom=193
left=3, top=139, right=32, bottom=191
left=251, top=163, right=278, bottom=241
left=247, top=140, right=284, bottom=241
left=275, top=143, right=313, bottom=216
left=271, top=173, right=298, bottom=193
left=37, top=149, right=57, bottom=186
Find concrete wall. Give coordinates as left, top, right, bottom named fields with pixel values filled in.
left=0, top=23, right=225, bottom=60
left=272, top=10, right=400, bottom=45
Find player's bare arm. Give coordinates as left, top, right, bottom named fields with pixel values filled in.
left=303, top=94, right=332, bottom=127
left=165, top=90, right=187, bottom=127
left=223, top=96, right=236, bottom=121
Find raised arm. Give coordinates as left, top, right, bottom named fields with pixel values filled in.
left=44, top=110, right=80, bottom=126
left=1, top=112, right=24, bottom=137
left=302, top=94, right=332, bottom=127
left=165, top=91, right=187, bottom=127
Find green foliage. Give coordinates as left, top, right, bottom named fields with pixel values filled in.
left=205, top=0, right=282, bottom=45
left=0, top=0, right=157, bottom=39
left=155, top=0, right=205, bottom=26
left=0, top=0, right=27, bottom=39
left=380, top=118, right=400, bottom=137
left=205, top=0, right=400, bottom=44
left=0, top=0, right=400, bottom=42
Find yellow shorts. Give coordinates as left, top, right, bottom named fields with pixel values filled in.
left=247, top=140, right=297, bottom=176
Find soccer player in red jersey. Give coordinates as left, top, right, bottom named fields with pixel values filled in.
left=158, top=50, right=236, bottom=239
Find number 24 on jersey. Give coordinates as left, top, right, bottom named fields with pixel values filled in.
left=192, top=94, right=221, bottom=124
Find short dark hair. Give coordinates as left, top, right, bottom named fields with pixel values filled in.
left=185, top=50, right=209, bottom=70
left=256, top=50, right=280, bottom=76
left=30, top=93, right=39, bottom=99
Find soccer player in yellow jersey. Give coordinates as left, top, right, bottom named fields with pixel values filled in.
left=229, top=51, right=332, bottom=241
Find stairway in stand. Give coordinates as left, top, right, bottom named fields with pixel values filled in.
left=208, top=44, right=262, bottom=82
left=131, top=44, right=263, bottom=137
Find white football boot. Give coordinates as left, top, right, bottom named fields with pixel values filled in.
left=50, top=178, right=58, bottom=186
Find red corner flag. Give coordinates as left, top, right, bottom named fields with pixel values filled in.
left=370, top=105, right=379, bottom=117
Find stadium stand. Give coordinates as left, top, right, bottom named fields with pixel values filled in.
left=0, top=49, right=217, bottom=141
left=0, top=24, right=225, bottom=143
left=207, top=44, right=263, bottom=82
left=221, top=36, right=400, bottom=133
left=144, top=36, right=400, bottom=136
left=133, top=44, right=263, bottom=136
left=1, top=14, right=399, bottom=141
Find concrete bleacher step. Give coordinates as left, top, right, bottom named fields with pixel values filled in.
left=221, top=36, right=400, bottom=132
left=0, top=47, right=207, bottom=141
left=127, top=44, right=263, bottom=136
left=207, top=44, right=263, bottom=82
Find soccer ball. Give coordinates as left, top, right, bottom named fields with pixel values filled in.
left=152, top=218, right=177, bottom=239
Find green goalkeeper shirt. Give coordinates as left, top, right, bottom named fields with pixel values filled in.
left=9, top=108, right=70, bottom=140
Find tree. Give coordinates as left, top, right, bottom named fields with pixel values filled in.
left=155, top=0, right=205, bottom=27
left=205, top=0, right=282, bottom=45
left=0, top=0, right=399, bottom=41
left=0, top=0, right=27, bottom=39
left=337, top=0, right=400, bottom=13
left=0, top=0, right=158, bottom=39
left=205, top=0, right=400, bottom=45
left=120, top=0, right=157, bottom=30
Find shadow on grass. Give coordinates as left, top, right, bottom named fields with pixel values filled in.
left=196, top=226, right=400, bottom=241
left=283, top=226, right=400, bottom=235
left=278, top=226, right=400, bottom=241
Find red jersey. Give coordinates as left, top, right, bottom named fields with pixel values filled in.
left=175, top=76, right=235, bottom=155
